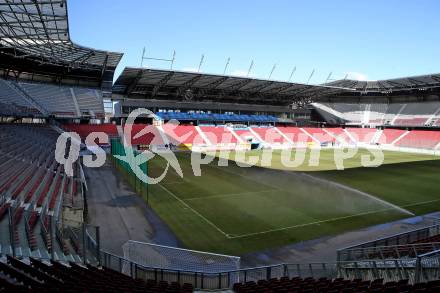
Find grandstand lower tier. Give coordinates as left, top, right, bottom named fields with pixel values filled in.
left=64, top=123, right=440, bottom=153
left=0, top=124, right=85, bottom=262
left=0, top=256, right=194, bottom=293
left=3, top=255, right=440, bottom=292
left=233, top=276, right=440, bottom=293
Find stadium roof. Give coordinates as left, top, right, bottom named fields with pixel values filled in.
left=113, top=67, right=353, bottom=106
left=0, top=0, right=122, bottom=92
left=325, top=73, right=440, bottom=93
left=0, top=0, right=122, bottom=69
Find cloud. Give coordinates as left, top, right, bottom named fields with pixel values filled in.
left=345, top=72, right=369, bottom=81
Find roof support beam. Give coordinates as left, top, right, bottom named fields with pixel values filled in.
left=176, top=74, right=202, bottom=97
left=151, top=71, right=174, bottom=98
left=125, top=70, right=144, bottom=95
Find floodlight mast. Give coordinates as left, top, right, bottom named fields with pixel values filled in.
left=306, top=69, right=315, bottom=84
left=247, top=60, right=254, bottom=77
left=197, top=54, right=205, bottom=72
left=223, top=57, right=230, bottom=75
left=268, top=63, right=277, bottom=79
left=325, top=72, right=333, bottom=83
left=288, top=66, right=297, bottom=82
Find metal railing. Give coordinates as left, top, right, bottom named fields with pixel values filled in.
left=99, top=250, right=440, bottom=290
left=338, top=242, right=440, bottom=262
left=415, top=249, right=440, bottom=283
left=338, top=224, right=440, bottom=262
left=0, top=206, right=100, bottom=265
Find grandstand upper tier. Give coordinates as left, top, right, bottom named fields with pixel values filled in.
left=112, top=69, right=440, bottom=127
left=112, top=67, right=352, bottom=104
left=111, top=68, right=355, bottom=123
left=324, top=73, right=440, bottom=93
left=312, top=74, right=440, bottom=127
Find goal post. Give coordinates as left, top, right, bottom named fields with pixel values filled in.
left=122, top=240, right=240, bottom=273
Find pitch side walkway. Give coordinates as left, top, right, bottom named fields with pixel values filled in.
left=84, top=162, right=179, bottom=255
left=241, top=212, right=440, bottom=267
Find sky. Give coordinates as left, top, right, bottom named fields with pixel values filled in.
left=68, top=0, right=440, bottom=84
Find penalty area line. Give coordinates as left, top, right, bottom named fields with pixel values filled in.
left=228, top=208, right=394, bottom=239
left=228, top=198, right=440, bottom=239
left=185, top=189, right=276, bottom=201
left=156, top=183, right=232, bottom=238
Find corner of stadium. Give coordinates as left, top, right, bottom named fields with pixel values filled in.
left=1, top=1, right=440, bottom=292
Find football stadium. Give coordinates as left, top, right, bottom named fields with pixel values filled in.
left=1, top=0, right=440, bottom=292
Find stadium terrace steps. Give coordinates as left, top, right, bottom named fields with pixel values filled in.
left=301, top=127, right=336, bottom=144
left=346, top=128, right=379, bottom=144
left=0, top=82, right=39, bottom=117
left=234, top=129, right=261, bottom=143
left=390, top=131, right=410, bottom=145
left=395, top=130, right=440, bottom=149
left=314, top=101, right=440, bottom=127
left=0, top=78, right=107, bottom=118
left=199, top=126, right=238, bottom=145
left=63, top=122, right=440, bottom=151
left=18, top=82, right=104, bottom=118
left=63, top=124, right=118, bottom=142
left=322, top=128, right=353, bottom=144
left=0, top=124, right=83, bottom=260
left=233, top=276, right=440, bottom=293
left=393, top=117, right=429, bottom=127
left=277, top=127, right=313, bottom=144
left=195, top=125, right=215, bottom=145
left=225, top=127, right=245, bottom=144
left=251, top=127, right=290, bottom=145
left=0, top=257, right=195, bottom=293
left=165, top=124, right=208, bottom=145
left=376, top=129, right=406, bottom=144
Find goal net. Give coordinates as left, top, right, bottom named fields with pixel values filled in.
left=122, top=240, right=240, bottom=273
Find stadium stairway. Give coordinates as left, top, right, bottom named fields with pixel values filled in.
left=0, top=124, right=86, bottom=264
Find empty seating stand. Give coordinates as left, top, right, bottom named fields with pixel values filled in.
left=199, top=126, right=238, bottom=145
left=156, top=111, right=277, bottom=123
left=0, top=257, right=194, bottom=293
left=104, top=123, right=440, bottom=151
left=0, top=79, right=41, bottom=117
left=395, top=130, right=440, bottom=149
left=0, top=124, right=82, bottom=258
left=233, top=276, right=440, bottom=293
left=313, top=101, right=440, bottom=128
left=346, top=128, right=378, bottom=144
left=63, top=123, right=118, bottom=142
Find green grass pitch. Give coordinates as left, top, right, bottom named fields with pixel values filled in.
left=142, top=149, right=440, bottom=255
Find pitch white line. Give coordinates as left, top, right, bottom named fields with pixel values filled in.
left=185, top=189, right=276, bottom=201
left=228, top=208, right=392, bottom=239
left=300, top=172, right=415, bottom=216
left=162, top=180, right=186, bottom=186
left=229, top=198, right=439, bottom=239
left=208, top=164, right=282, bottom=191
left=156, top=183, right=231, bottom=238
